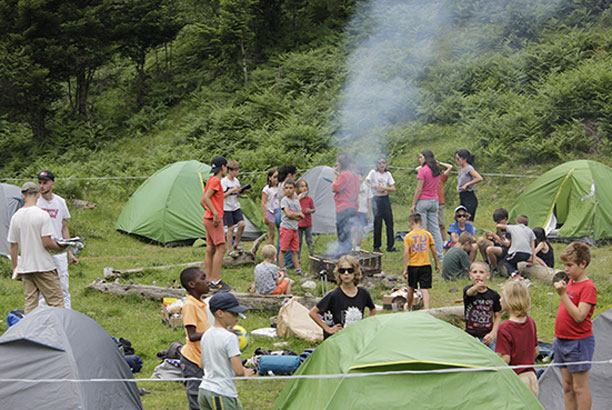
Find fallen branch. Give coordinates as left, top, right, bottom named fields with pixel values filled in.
left=86, top=280, right=319, bottom=310
left=422, top=305, right=464, bottom=320
left=518, top=262, right=559, bottom=284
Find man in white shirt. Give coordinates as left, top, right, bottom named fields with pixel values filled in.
left=8, top=182, right=66, bottom=314
left=37, top=170, right=78, bottom=309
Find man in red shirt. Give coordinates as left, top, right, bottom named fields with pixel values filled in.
left=332, top=153, right=359, bottom=254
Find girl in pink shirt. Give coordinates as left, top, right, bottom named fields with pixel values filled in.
left=411, top=150, right=443, bottom=260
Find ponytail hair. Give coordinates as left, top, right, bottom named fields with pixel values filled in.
left=455, top=149, right=475, bottom=165
left=421, top=150, right=441, bottom=177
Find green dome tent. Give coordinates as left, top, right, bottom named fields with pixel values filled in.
left=274, top=312, right=542, bottom=409
left=509, top=160, right=612, bottom=242
left=116, top=160, right=264, bottom=245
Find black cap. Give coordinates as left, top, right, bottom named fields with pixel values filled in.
left=37, top=170, right=55, bottom=181
left=209, top=292, right=248, bottom=315
left=210, top=156, right=227, bottom=174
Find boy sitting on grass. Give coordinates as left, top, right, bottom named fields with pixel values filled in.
left=442, top=232, right=475, bottom=281
left=553, top=242, right=597, bottom=410
left=179, top=267, right=210, bottom=410
left=402, top=213, right=439, bottom=310
left=497, top=214, right=535, bottom=278
left=463, top=261, right=501, bottom=349
left=199, top=292, right=255, bottom=410
left=253, top=244, right=291, bottom=295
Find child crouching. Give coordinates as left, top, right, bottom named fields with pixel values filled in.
left=254, top=245, right=291, bottom=295
left=495, top=280, right=539, bottom=396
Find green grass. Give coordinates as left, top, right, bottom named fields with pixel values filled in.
left=1, top=182, right=611, bottom=409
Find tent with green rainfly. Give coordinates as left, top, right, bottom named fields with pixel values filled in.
left=116, top=160, right=264, bottom=245
left=274, top=312, right=542, bottom=410
left=509, top=160, right=612, bottom=242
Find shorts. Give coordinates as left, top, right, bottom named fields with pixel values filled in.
left=266, top=209, right=277, bottom=224
left=271, top=278, right=290, bottom=295
left=407, top=265, right=432, bottom=289
left=553, top=335, right=595, bottom=373
left=356, top=212, right=368, bottom=228
left=519, top=371, right=539, bottom=396
left=279, top=227, right=299, bottom=252
left=223, top=209, right=244, bottom=227
left=203, top=217, right=226, bottom=246
left=198, top=389, right=242, bottom=410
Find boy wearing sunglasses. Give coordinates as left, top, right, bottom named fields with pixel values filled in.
left=309, top=255, right=376, bottom=339
left=445, top=205, right=476, bottom=252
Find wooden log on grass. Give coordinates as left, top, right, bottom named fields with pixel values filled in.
left=517, top=262, right=559, bottom=284
left=86, top=280, right=320, bottom=310
left=422, top=305, right=464, bottom=320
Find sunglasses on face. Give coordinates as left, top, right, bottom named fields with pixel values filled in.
left=456, top=214, right=468, bottom=218
left=338, top=268, right=355, bottom=274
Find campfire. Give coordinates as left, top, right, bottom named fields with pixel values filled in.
left=309, top=250, right=382, bottom=281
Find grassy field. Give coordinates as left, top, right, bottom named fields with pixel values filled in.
left=1, top=175, right=611, bottom=410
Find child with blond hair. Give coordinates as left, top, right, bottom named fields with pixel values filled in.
left=495, top=280, right=539, bottom=395
left=253, top=244, right=291, bottom=295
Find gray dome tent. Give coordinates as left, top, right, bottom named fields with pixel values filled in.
left=299, top=165, right=336, bottom=234
left=1, top=183, right=23, bottom=257
left=0, top=307, right=144, bottom=410
left=538, top=308, right=612, bottom=408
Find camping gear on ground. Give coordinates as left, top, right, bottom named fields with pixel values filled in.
left=299, top=348, right=315, bottom=363
left=6, top=309, right=24, bottom=327
left=233, top=325, right=249, bottom=351
left=0, top=182, right=23, bottom=257
left=251, top=327, right=278, bottom=338
left=152, top=359, right=182, bottom=379
left=156, top=341, right=183, bottom=360
left=274, top=311, right=543, bottom=409
left=298, top=166, right=336, bottom=235
left=115, top=160, right=264, bottom=245
left=310, top=250, right=382, bottom=281
left=125, top=355, right=143, bottom=373
left=277, top=298, right=323, bottom=341
left=0, top=306, right=144, bottom=410
left=510, top=160, right=612, bottom=243
left=258, top=355, right=301, bottom=376
left=538, top=308, right=612, bottom=408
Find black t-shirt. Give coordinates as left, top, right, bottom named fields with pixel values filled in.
left=537, top=244, right=555, bottom=268
left=463, top=285, right=501, bottom=338
left=316, top=287, right=375, bottom=339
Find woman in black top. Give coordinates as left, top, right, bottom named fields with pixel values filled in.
left=532, top=227, right=554, bottom=268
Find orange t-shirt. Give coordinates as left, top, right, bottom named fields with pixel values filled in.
left=404, top=228, right=435, bottom=267
left=181, top=294, right=210, bottom=367
left=203, top=176, right=224, bottom=220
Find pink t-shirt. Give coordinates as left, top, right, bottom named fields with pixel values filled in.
left=417, top=165, right=440, bottom=200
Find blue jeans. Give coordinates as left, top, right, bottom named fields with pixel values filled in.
left=415, top=198, right=444, bottom=260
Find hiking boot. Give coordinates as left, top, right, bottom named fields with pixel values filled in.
left=210, top=280, right=234, bottom=292
left=372, top=247, right=382, bottom=253
left=386, top=247, right=399, bottom=252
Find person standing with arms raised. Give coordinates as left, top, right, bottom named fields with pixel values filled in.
left=455, top=149, right=483, bottom=222
left=366, top=157, right=397, bottom=253
left=37, top=170, right=78, bottom=309
left=332, top=153, right=359, bottom=254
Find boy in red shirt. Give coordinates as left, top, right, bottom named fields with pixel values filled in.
left=553, top=242, right=597, bottom=410
left=297, top=180, right=315, bottom=257
left=200, top=156, right=232, bottom=291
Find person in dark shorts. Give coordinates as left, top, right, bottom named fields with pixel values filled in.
left=402, top=213, right=439, bottom=310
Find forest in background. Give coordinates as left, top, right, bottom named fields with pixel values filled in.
left=1, top=0, right=612, bottom=204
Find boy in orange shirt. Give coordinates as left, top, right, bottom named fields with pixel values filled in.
left=179, top=267, right=210, bottom=410
left=402, top=213, right=439, bottom=310
left=200, top=156, right=232, bottom=291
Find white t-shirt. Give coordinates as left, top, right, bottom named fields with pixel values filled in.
left=506, top=224, right=536, bottom=254
left=37, top=194, right=70, bottom=241
left=7, top=206, right=56, bottom=274
left=199, top=326, right=241, bottom=398
left=221, top=177, right=241, bottom=212
left=262, top=185, right=279, bottom=212
left=358, top=180, right=373, bottom=213
left=366, top=170, right=395, bottom=196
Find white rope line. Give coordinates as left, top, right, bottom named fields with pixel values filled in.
left=1, top=167, right=540, bottom=181
left=0, top=359, right=610, bottom=384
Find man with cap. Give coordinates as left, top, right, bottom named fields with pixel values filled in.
left=7, top=182, right=67, bottom=314
left=37, top=170, right=78, bottom=309
left=198, top=292, right=254, bottom=410
left=200, top=156, right=233, bottom=291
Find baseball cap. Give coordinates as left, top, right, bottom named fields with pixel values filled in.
left=37, top=170, right=55, bottom=181
left=209, top=292, right=248, bottom=317
left=210, top=156, right=227, bottom=174
left=21, top=182, right=39, bottom=194
left=454, top=205, right=468, bottom=214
